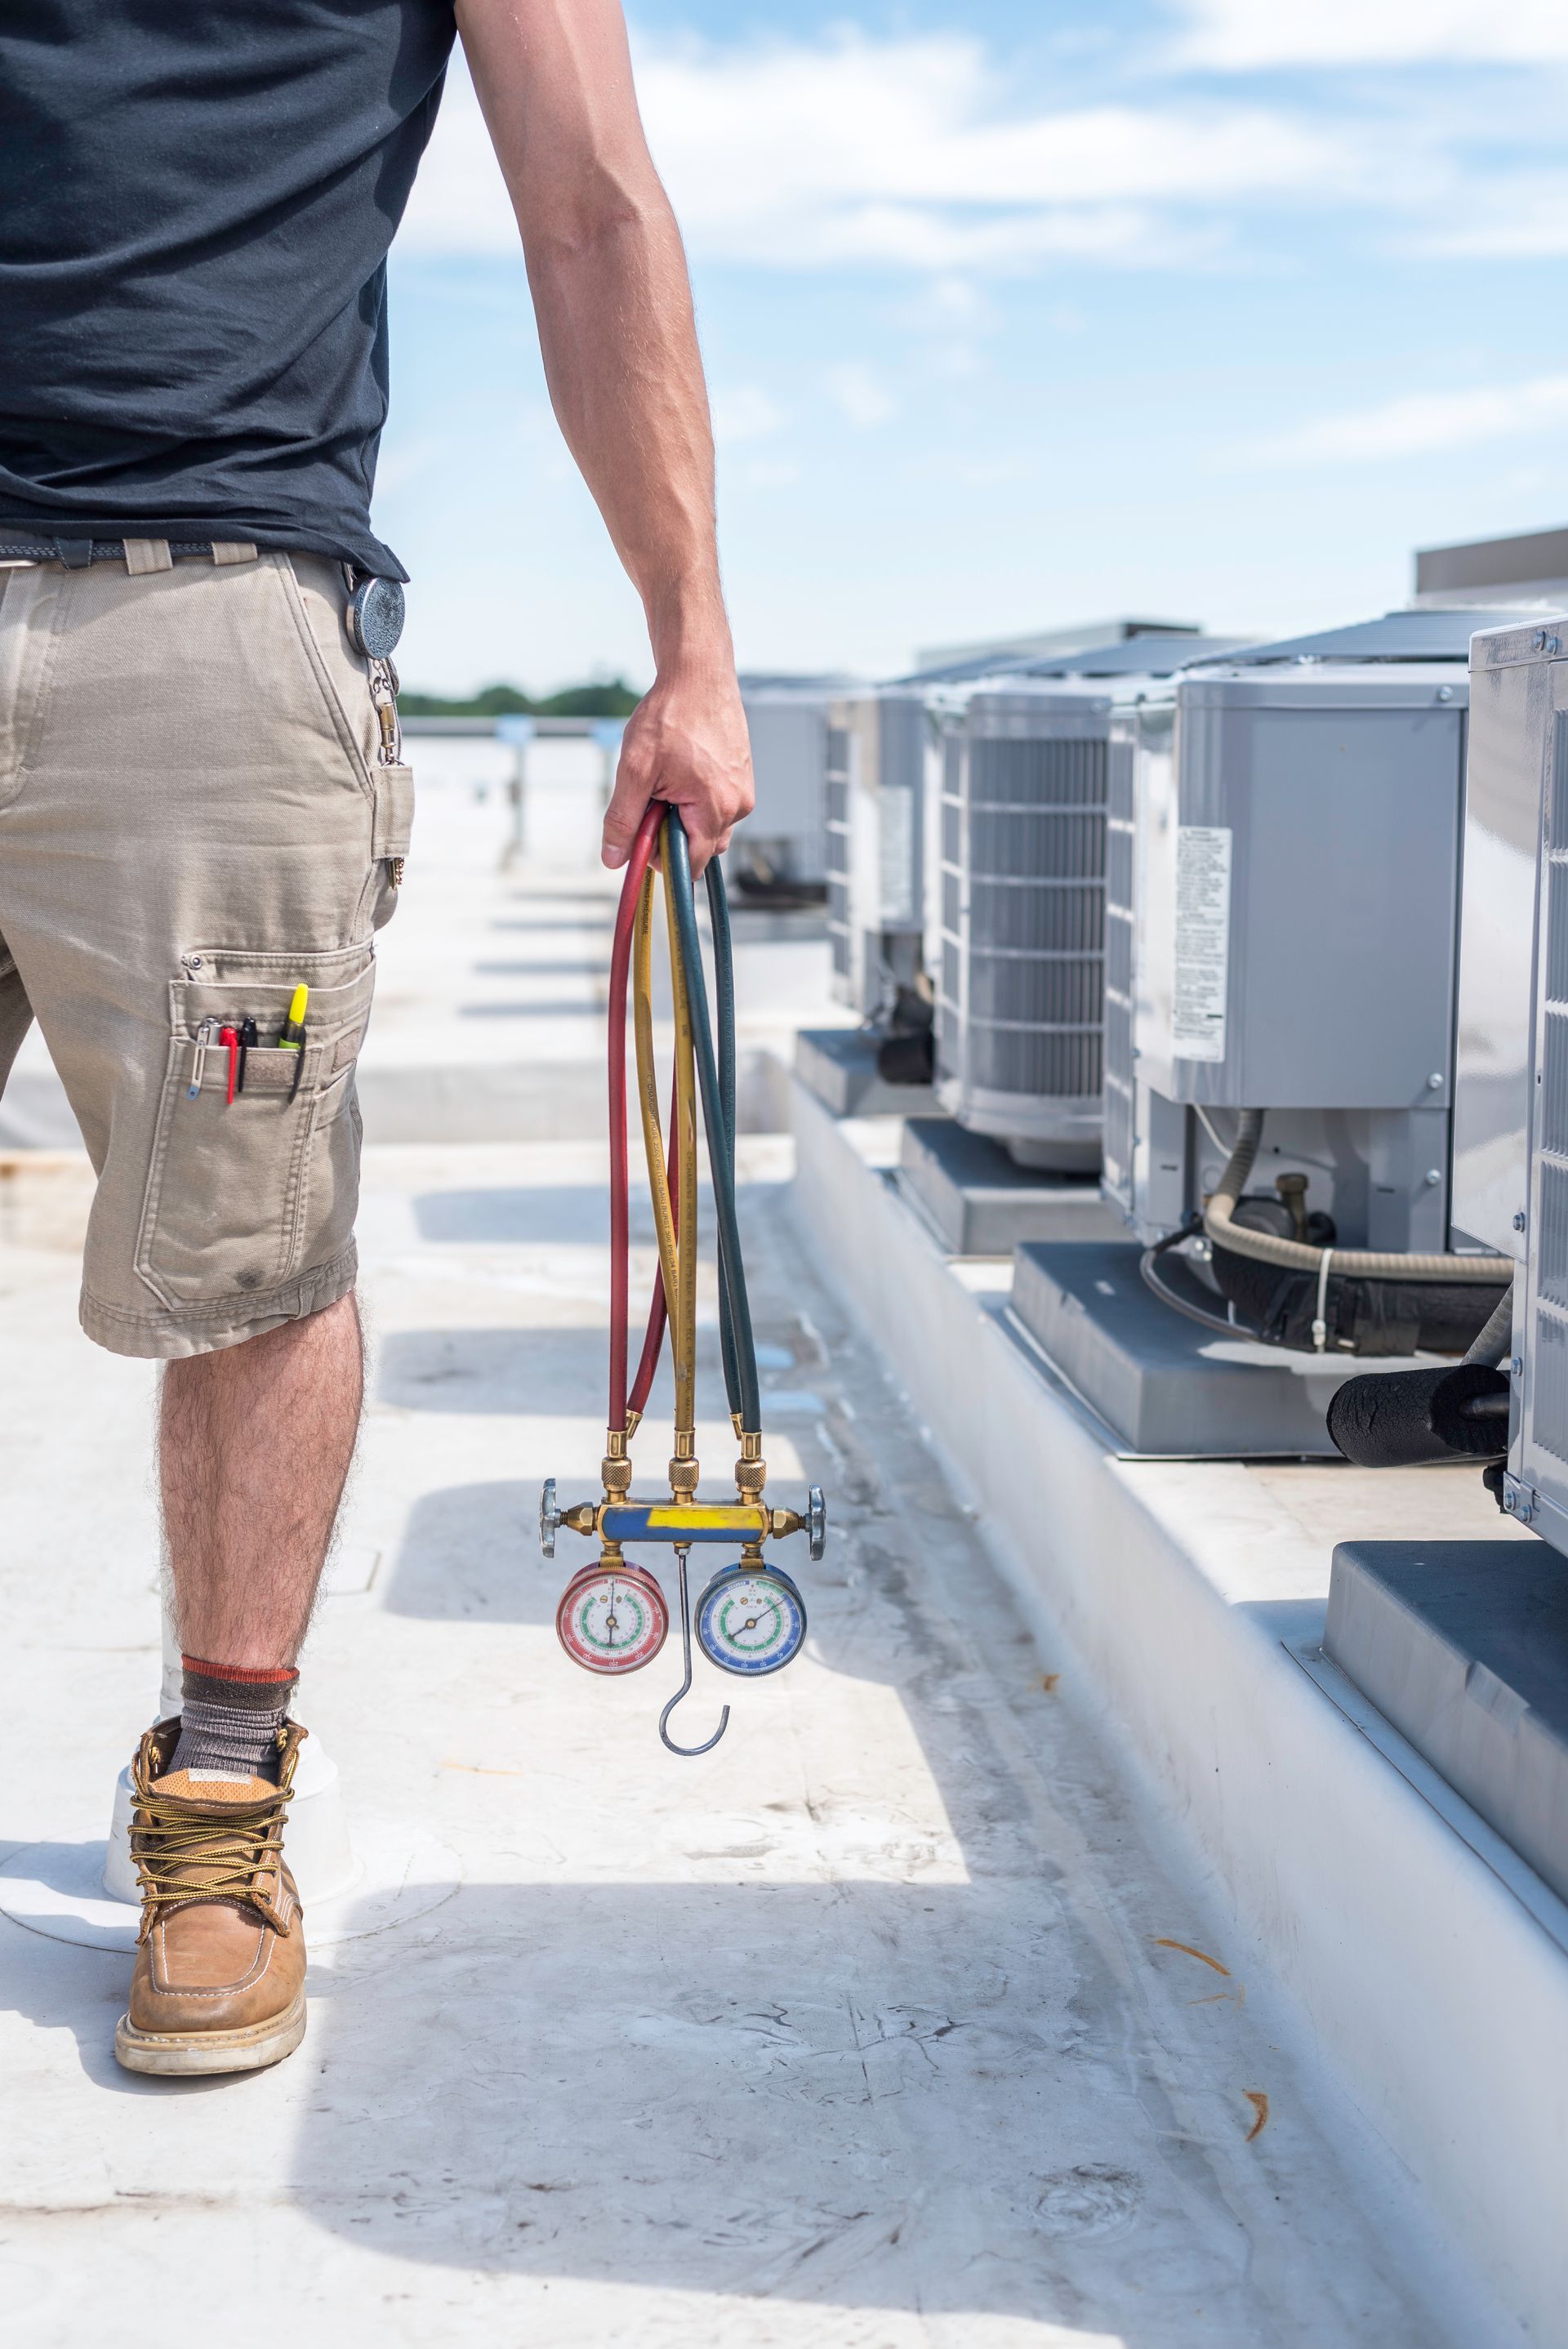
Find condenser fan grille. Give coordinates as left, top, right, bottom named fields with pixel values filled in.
left=937, top=714, right=1108, bottom=1142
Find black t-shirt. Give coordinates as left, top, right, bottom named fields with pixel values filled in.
left=0, top=1, right=457, bottom=578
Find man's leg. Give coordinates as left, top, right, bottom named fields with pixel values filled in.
left=162, top=1292, right=364, bottom=1671
left=0, top=548, right=403, bottom=2075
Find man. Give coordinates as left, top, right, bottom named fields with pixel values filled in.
left=0, top=0, right=752, bottom=2075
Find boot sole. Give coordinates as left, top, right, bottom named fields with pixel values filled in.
left=114, top=1989, right=306, bottom=2077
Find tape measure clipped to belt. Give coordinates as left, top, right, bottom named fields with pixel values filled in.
left=539, top=802, right=826, bottom=1755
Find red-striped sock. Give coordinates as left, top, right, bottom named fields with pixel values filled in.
left=167, top=1656, right=299, bottom=1784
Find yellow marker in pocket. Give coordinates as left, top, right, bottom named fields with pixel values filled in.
left=278, top=983, right=309, bottom=1050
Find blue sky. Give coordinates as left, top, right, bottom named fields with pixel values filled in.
left=381, top=1, right=1568, bottom=693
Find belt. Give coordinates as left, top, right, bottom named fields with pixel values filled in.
left=0, top=534, right=405, bottom=659
left=0, top=537, right=242, bottom=568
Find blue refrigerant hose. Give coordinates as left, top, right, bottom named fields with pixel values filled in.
left=662, top=809, right=761, bottom=1437
left=704, top=846, right=746, bottom=1425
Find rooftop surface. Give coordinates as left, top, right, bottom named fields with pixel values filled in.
left=0, top=757, right=1510, bottom=2347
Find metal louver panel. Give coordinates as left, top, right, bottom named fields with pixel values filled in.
left=826, top=689, right=932, bottom=1017
left=1530, top=711, right=1568, bottom=1464
left=936, top=690, right=1110, bottom=1155
left=824, top=724, right=853, bottom=1005
left=1100, top=731, right=1138, bottom=1208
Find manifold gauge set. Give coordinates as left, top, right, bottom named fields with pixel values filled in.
left=539, top=800, right=826, bottom=1755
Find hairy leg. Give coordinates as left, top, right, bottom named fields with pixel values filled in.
left=160, top=1293, right=364, bottom=1668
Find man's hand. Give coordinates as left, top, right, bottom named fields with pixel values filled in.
left=603, top=665, right=753, bottom=876
left=457, top=0, right=751, bottom=879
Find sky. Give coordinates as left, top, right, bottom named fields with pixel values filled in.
left=381, top=0, right=1568, bottom=694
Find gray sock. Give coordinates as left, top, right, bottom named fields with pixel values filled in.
left=168, top=1657, right=298, bottom=1784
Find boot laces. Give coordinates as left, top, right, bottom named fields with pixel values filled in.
left=132, top=1738, right=296, bottom=1928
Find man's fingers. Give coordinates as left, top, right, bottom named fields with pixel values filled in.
left=603, top=679, right=751, bottom=874
left=682, top=818, right=731, bottom=877
left=601, top=744, right=653, bottom=870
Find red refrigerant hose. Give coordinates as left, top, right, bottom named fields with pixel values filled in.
left=608, top=801, right=666, bottom=1433
left=628, top=1103, right=678, bottom=1420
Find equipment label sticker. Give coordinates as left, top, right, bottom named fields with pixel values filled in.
left=1172, top=826, right=1232, bottom=1062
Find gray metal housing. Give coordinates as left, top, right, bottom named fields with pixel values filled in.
left=935, top=687, right=1111, bottom=1167
left=826, top=688, right=931, bottom=1015
left=737, top=680, right=843, bottom=892
left=1452, top=622, right=1555, bottom=1259
left=1456, top=616, right=1568, bottom=1557
left=1105, top=613, right=1530, bottom=1252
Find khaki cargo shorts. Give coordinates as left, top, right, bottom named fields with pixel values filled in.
left=0, top=545, right=413, bottom=1358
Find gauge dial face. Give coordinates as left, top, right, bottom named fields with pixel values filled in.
left=556, top=1562, right=668, bottom=1674
left=696, top=1564, right=807, bottom=1676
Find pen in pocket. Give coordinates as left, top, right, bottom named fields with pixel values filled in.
left=278, top=983, right=310, bottom=1103
left=187, top=1017, right=219, bottom=1099
left=277, top=983, right=309, bottom=1050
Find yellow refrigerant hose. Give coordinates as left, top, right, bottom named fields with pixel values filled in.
left=632, top=871, right=690, bottom=1429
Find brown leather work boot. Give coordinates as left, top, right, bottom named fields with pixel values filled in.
left=114, top=1718, right=308, bottom=2077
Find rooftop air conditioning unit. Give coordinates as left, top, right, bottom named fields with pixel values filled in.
left=933, top=635, right=1245, bottom=1170
left=1312, top=612, right=1568, bottom=1930
left=826, top=653, right=1035, bottom=1020
left=735, top=676, right=849, bottom=905
left=824, top=687, right=933, bottom=1018
left=1104, top=609, right=1527, bottom=1357
left=1453, top=613, right=1568, bottom=1544
left=933, top=686, right=1111, bottom=1170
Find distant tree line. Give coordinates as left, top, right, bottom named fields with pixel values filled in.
left=398, top=678, right=642, bottom=719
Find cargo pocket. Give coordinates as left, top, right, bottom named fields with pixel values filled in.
left=369, top=761, right=415, bottom=930
left=135, top=945, right=377, bottom=1309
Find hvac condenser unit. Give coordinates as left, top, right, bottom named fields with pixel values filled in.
left=828, top=649, right=1097, bottom=1018
left=933, top=686, right=1111, bottom=1169
left=933, top=635, right=1246, bottom=1170
left=823, top=688, right=933, bottom=1015
left=1312, top=613, right=1568, bottom=1928
left=735, top=677, right=848, bottom=901
left=1454, top=614, right=1568, bottom=1545
left=1107, top=609, right=1527, bottom=1356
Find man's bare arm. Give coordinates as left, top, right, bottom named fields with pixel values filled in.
left=457, top=0, right=752, bottom=872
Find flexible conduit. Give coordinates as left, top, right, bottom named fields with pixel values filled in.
left=1202, top=1109, right=1508, bottom=1285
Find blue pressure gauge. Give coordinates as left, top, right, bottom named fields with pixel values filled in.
left=695, top=1561, right=807, bottom=1676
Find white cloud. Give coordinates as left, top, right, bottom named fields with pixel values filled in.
left=399, top=34, right=1355, bottom=276
left=392, top=22, right=1566, bottom=290
left=710, top=386, right=786, bottom=445
left=1178, top=0, right=1568, bottom=68
left=637, top=31, right=1350, bottom=270
left=399, top=66, right=516, bottom=253
left=1243, top=375, right=1568, bottom=465
left=824, top=363, right=896, bottom=428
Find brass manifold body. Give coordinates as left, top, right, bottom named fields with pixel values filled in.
left=541, top=1424, right=825, bottom=1571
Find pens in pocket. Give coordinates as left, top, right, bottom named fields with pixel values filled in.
left=220, top=1025, right=240, bottom=1107
left=237, top=1016, right=257, bottom=1094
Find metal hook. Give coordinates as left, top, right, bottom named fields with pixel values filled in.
left=659, top=1547, right=729, bottom=1758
